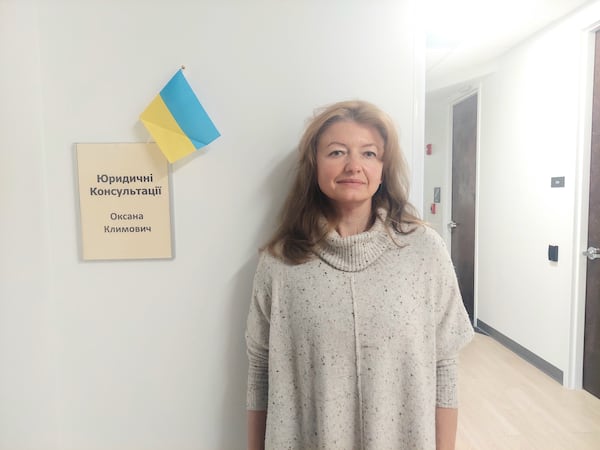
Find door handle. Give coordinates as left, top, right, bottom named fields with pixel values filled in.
left=448, top=221, right=458, bottom=231
left=583, top=246, right=600, bottom=261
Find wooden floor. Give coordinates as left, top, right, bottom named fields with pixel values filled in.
left=456, top=333, right=600, bottom=450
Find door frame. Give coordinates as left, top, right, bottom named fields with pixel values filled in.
left=446, top=85, right=482, bottom=327
left=569, top=22, right=600, bottom=389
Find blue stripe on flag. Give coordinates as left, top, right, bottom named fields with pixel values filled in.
left=159, top=70, right=220, bottom=149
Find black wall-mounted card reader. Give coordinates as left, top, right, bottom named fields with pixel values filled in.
left=548, top=245, right=559, bottom=262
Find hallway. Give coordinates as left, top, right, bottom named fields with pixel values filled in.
left=457, top=333, right=600, bottom=449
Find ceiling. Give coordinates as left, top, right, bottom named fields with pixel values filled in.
left=425, top=0, right=594, bottom=92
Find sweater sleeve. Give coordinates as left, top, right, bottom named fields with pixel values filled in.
left=436, top=358, right=459, bottom=407
left=427, top=229, right=474, bottom=408
left=245, top=252, right=274, bottom=411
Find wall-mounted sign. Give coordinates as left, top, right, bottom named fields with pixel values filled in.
left=434, top=187, right=441, bottom=203
left=76, top=143, right=172, bottom=260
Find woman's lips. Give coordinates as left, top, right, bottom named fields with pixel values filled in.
left=337, top=179, right=365, bottom=185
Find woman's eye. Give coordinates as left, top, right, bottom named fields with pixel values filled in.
left=364, top=151, right=377, bottom=158
left=329, top=150, right=345, bottom=157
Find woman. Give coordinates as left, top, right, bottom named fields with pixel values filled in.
left=246, top=100, right=473, bottom=449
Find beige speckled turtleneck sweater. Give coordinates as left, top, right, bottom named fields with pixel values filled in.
left=246, top=212, right=473, bottom=449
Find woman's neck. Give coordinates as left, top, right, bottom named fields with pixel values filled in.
left=334, top=205, right=373, bottom=237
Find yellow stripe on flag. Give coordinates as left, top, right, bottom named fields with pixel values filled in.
left=140, top=95, right=196, bottom=163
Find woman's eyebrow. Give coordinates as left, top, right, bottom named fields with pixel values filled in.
left=326, top=141, right=348, bottom=148
left=326, top=141, right=379, bottom=148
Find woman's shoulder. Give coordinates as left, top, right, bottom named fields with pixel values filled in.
left=250, top=250, right=287, bottom=297
left=256, top=249, right=285, bottom=272
left=390, top=222, right=449, bottom=254
left=255, top=246, right=308, bottom=278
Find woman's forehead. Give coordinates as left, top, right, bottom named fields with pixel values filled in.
left=317, top=120, right=384, bottom=147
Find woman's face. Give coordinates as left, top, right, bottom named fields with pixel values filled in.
left=316, top=120, right=384, bottom=213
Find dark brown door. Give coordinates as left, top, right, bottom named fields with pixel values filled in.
left=450, top=94, right=477, bottom=323
left=583, top=31, right=600, bottom=399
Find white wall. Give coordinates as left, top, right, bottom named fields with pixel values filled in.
left=423, top=89, right=453, bottom=240
left=0, top=2, right=58, bottom=448
left=425, top=0, right=600, bottom=385
left=0, top=0, right=422, bottom=448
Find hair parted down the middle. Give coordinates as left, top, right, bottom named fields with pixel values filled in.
left=264, top=100, right=422, bottom=264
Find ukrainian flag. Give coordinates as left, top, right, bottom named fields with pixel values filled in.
left=140, top=69, right=220, bottom=163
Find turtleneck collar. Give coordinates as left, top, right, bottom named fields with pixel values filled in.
left=315, top=209, right=398, bottom=272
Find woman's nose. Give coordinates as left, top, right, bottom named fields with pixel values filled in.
left=344, top=154, right=361, bottom=172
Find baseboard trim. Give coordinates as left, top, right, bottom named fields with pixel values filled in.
left=476, top=320, right=563, bottom=384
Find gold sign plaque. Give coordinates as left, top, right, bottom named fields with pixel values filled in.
left=76, top=143, right=172, bottom=260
